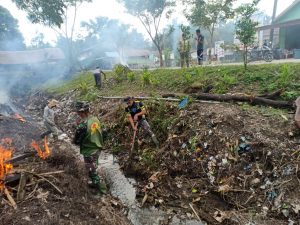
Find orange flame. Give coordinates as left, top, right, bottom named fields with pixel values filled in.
left=14, top=113, right=26, bottom=123
left=0, top=143, right=13, bottom=191
left=31, top=137, right=51, bottom=160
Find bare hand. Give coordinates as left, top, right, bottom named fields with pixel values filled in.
left=134, top=115, right=138, bottom=121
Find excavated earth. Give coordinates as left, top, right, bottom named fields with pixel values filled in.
left=8, top=91, right=300, bottom=225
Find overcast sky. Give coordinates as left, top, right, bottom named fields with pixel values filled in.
left=0, top=0, right=295, bottom=45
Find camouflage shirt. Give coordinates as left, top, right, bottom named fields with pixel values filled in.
left=75, top=115, right=103, bottom=156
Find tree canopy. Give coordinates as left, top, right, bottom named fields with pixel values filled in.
left=118, top=0, right=176, bottom=66
left=12, top=0, right=91, bottom=28
left=184, top=0, right=235, bottom=60
left=0, top=6, right=24, bottom=50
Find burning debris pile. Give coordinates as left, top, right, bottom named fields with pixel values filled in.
left=0, top=100, right=130, bottom=224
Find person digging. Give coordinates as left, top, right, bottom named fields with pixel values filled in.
left=124, top=97, right=159, bottom=150
left=73, top=101, right=107, bottom=196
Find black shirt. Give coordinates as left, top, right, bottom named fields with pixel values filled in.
left=196, top=34, right=204, bottom=50
left=125, top=101, right=145, bottom=120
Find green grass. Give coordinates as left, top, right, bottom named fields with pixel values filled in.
left=46, top=63, right=300, bottom=101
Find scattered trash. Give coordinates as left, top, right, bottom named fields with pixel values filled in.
left=178, top=97, right=189, bottom=109
left=267, top=190, right=278, bottom=201
left=282, top=165, right=293, bottom=176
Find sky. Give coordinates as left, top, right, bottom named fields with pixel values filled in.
left=0, top=0, right=296, bottom=45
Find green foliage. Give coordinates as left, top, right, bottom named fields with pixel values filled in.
left=113, top=64, right=131, bottom=83
left=118, top=0, right=176, bottom=67
left=12, top=0, right=91, bottom=27
left=235, top=0, right=260, bottom=69
left=0, top=6, right=24, bottom=50
left=127, top=72, right=135, bottom=82
left=142, top=69, right=152, bottom=87
left=79, top=80, right=88, bottom=95
left=184, top=73, right=193, bottom=84
left=141, top=149, right=157, bottom=169
left=277, top=64, right=294, bottom=88
left=184, top=0, right=235, bottom=49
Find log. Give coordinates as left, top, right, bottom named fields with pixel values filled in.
left=5, top=152, right=36, bottom=164
left=259, top=89, right=284, bottom=99
left=192, top=93, right=294, bottom=109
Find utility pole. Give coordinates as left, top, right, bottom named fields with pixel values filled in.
left=270, top=0, right=278, bottom=47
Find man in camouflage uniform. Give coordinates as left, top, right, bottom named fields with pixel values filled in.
left=74, top=101, right=107, bottom=195
left=178, top=33, right=191, bottom=68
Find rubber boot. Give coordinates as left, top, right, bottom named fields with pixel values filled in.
left=151, top=134, right=159, bottom=148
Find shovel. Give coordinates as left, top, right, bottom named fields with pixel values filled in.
left=129, top=121, right=138, bottom=157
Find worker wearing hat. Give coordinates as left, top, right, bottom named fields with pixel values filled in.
left=124, top=97, right=159, bottom=148
left=74, top=101, right=107, bottom=196
left=41, top=99, right=61, bottom=139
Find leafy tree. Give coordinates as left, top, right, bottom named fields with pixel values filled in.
left=12, top=0, right=66, bottom=27
left=0, top=6, right=24, bottom=50
left=184, top=0, right=235, bottom=61
left=12, top=0, right=91, bottom=28
left=235, top=0, right=260, bottom=70
left=118, top=0, right=176, bottom=67
left=81, top=17, right=148, bottom=62
left=29, top=33, right=51, bottom=49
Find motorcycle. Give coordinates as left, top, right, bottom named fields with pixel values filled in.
left=247, top=45, right=273, bottom=63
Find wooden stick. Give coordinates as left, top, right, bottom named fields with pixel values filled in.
left=4, top=187, right=17, bottom=209
left=189, top=203, right=203, bottom=222
left=97, top=95, right=221, bottom=104
left=25, top=171, right=63, bottom=195
left=17, top=173, right=27, bottom=202
left=38, top=171, right=65, bottom=176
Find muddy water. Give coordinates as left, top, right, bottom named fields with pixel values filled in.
left=99, top=153, right=204, bottom=225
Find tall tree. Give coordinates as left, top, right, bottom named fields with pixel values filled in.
left=235, top=0, right=260, bottom=70
left=118, top=0, right=176, bottom=67
left=184, top=0, right=235, bottom=61
left=29, top=33, right=51, bottom=49
left=0, top=6, right=24, bottom=50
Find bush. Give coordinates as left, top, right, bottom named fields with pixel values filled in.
left=127, top=72, right=135, bottom=82
left=142, top=69, right=152, bottom=87
left=113, top=64, right=131, bottom=83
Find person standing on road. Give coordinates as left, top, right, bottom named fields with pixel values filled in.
left=93, top=66, right=107, bottom=88
left=178, top=33, right=191, bottom=68
left=195, top=29, right=204, bottom=65
left=74, top=101, right=107, bottom=196
left=124, top=97, right=159, bottom=148
left=41, top=99, right=61, bottom=139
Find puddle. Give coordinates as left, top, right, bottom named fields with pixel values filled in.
left=99, top=153, right=204, bottom=225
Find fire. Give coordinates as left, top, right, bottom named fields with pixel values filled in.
left=31, top=137, right=51, bottom=160
left=0, top=142, right=13, bottom=191
left=14, top=113, right=26, bottom=123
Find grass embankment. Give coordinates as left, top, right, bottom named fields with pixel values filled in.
left=47, top=63, right=300, bottom=101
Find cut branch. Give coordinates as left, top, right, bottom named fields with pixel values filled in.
left=192, top=93, right=294, bottom=109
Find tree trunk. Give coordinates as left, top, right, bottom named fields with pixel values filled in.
left=192, top=93, right=294, bottom=109
left=158, top=49, right=164, bottom=67
left=244, top=46, right=247, bottom=70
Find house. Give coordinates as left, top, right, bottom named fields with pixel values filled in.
left=257, top=0, right=300, bottom=52
left=0, top=48, right=65, bottom=65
